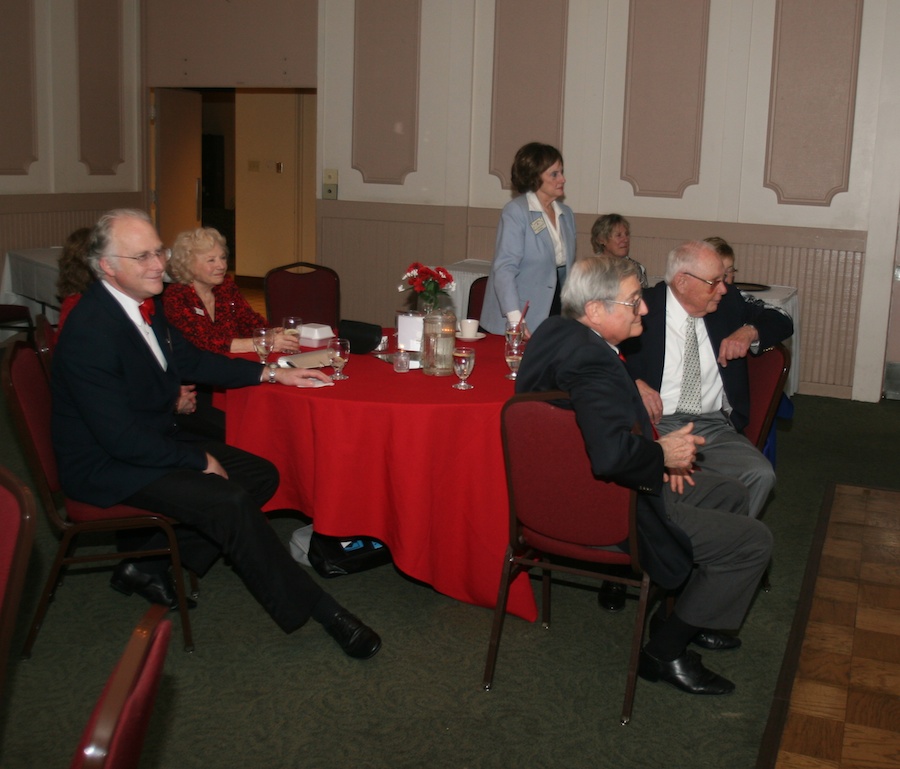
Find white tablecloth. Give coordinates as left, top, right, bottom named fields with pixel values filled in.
left=1, top=247, right=62, bottom=340
left=743, top=285, right=799, bottom=397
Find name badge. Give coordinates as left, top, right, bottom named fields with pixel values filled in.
left=530, top=217, right=546, bottom=235
left=193, top=307, right=205, bottom=316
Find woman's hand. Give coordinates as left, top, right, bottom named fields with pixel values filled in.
left=273, top=327, right=301, bottom=353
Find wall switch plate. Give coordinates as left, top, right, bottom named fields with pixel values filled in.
left=322, top=183, right=338, bottom=200
left=323, top=168, right=339, bottom=184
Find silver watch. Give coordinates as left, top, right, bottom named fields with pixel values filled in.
left=266, top=363, right=278, bottom=384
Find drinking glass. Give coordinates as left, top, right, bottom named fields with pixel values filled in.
left=252, top=327, right=275, bottom=365
left=505, top=318, right=524, bottom=347
left=504, top=335, right=525, bottom=380
left=281, top=316, right=303, bottom=352
left=328, top=337, right=351, bottom=380
left=282, top=316, right=303, bottom=337
left=452, top=346, right=475, bottom=390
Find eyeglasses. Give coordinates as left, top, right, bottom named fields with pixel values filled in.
left=684, top=271, right=725, bottom=289
left=112, top=247, right=171, bottom=264
left=607, top=296, right=643, bottom=315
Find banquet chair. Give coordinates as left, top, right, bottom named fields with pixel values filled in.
left=483, top=391, right=655, bottom=725
left=70, top=604, right=171, bottom=769
left=264, top=261, right=340, bottom=329
left=745, top=342, right=791, bottom=453
left=466, top=276, right=488, bottom=321
left=34, top=313, right=57, bottom=381
left=1, top=342, right=196, bottom=656
left=0, top=465, right=37, bottom=703
left=744, top=342, right=790, bottom=592
left=0, top=304, right=34, bottom=344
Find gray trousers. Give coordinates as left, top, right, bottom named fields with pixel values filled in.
left=666, top=496, right=773, bottom=629
left=658, top=411, right=776, bottom=518
left=659, top=458, right=770, bottom=629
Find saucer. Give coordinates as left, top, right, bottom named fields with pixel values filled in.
left=456, top=332, right=486, bottom=341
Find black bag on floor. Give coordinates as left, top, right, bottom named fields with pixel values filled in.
left=307, top=532, right=392, bottom=578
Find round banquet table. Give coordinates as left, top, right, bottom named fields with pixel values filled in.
left=224, top=333, right=538, bottom=621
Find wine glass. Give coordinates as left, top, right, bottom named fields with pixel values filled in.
left=505, top=318, right=524, bottom=348
left=504, top=334, right=525, bottom=380
left=452, top=346, right=475, bottom=390
left=252, top=327, right=275, bottom=365
left=328, top=337, right=351, bottom=380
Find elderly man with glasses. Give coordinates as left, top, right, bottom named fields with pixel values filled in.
left=516, top=255, right=772, bottom=695
left=620, top=239, right=793, bottom=524
left=596, top=240, right=791, bottom=616
left=51, top=209, right=381, bottom=659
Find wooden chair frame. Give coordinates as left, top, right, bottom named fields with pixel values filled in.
left=483, top=391, right=658, bottom=724
left=0, top=465, right=37, bottom=701
left=2, top=342, right=196, bottom=655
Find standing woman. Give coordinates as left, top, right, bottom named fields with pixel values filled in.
left=479, top=142, right=576, bottom=335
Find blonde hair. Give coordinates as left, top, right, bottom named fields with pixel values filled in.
left=168, top=227, right=229, bottom=284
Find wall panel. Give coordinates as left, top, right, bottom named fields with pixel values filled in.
left=764, top=0, right=863, bottom=205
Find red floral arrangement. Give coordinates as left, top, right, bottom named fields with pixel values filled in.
left=398, top=262, right=455, bottom=307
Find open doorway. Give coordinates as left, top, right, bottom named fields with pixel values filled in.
left=199, top=90, right=236, bottom=270
left=153, top=88, right=317, bottom=281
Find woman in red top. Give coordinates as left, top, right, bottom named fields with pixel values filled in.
left=163, top=227, right=299, bottom=354
left=56, top=227, right=94, bottom=331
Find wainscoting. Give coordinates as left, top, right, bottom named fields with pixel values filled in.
left=318, top=200, right=866, bottom=399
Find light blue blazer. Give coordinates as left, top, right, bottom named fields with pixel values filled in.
left=479, top=194, right=576, bottom=335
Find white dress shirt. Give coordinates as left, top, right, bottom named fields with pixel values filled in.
left=102, top=281, right=168, bottom=370
left=660, top=286, right=723, bottom=416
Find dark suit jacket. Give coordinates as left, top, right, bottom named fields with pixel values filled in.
left=619, top=282, right=793, bottom=433
left=515, top=316, right=693, bottom=589
left=51, top=281, right=263, bottom=507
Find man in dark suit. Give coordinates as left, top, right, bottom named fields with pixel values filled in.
left=621, top=239, right=793, bottom=519
left=516, top=255, right=772, bottom=695
left=52, top=209, right=380, bottom=659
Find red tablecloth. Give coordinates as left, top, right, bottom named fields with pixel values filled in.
left=224, top=334, right=538, bottom=621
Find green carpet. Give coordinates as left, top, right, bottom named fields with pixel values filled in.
left=1, top=359, right=898, bottom=768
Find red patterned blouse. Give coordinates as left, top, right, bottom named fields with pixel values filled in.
left=162, top=276, right=267, bottom=354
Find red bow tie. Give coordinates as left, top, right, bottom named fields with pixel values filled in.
left=139, top=298, right=155, bottom=325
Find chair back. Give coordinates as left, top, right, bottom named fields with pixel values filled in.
left=2, top=342, right=61, bottom=517
left=0, top=466, right=36, bottom=702
left=467, top=276, right=488, bottom=320
left=501, top=392, right=637, bottom=563
left=70, top=605, right=171, bottom=769
left=264, top=262, right=340, bottom=329
left=35, top=314, right=57, bottom=380
left=744, top=343, right=791, bottom=450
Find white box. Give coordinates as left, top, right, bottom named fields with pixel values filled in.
left=299, top=323, right=335, bottom=348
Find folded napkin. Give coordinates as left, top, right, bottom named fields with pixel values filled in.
left=277, top=349, right=332, bottom=369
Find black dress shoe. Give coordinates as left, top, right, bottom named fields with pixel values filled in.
left=110, top=561, right=196, bottom=611
left=692, top=630, right=742, bottom=651
left=324, top=610, right=382, bottom=659
left=598, top=580, right=627, bottom=613
left=638, top=649, right=735, bottom=695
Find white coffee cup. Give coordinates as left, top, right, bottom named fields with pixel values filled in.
left=459, top=318, right=479, bottom=338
